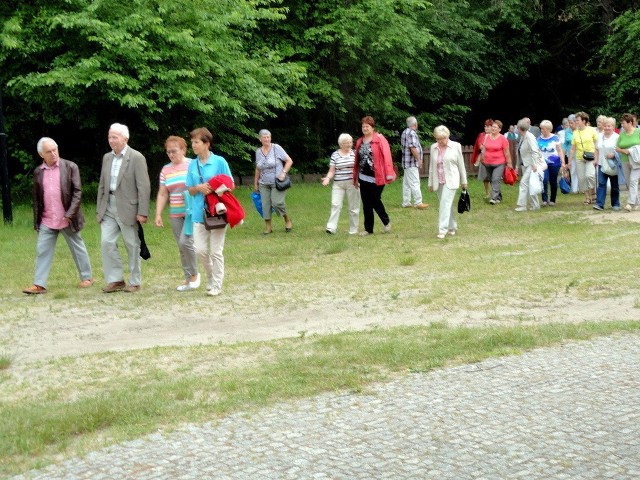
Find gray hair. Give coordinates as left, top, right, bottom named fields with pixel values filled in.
left=36, top=137, right=57, bottom=154
left=337, top=133, right=353, bottom=147
left=109, top=123, right=130, bottom=139
left=406, top=116, right=417, bottom=128
left=596, top=114, right=606, bottom=124
left=517, top=118, right=530, bottom=132
left=432, top=125, right=450, bottom=139
left=539, top=120, right=553, bottom=131
left=567, top=114, right=576, bottom=121
left=258, top=129, right=271, bottom=138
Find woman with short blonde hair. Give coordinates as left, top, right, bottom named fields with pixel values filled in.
left=428, top=126, right=468, bottom=239
left=322, top=134, right=360, bottom=234
left=594, top=117, right=620, bottom=211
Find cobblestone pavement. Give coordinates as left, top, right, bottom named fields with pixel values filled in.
left=12, top=334, right=640, bottom=480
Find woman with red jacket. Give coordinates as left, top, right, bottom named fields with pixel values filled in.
left=352, top=116, right=396, bottom=235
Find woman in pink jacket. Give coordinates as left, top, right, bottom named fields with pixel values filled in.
left=352, top=116, right=396, bottom=235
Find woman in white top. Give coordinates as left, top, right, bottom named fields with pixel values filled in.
left=428, top=125, right=467, bottom=239
left=594, top=117, right=621, bottom=211
left=322, top=134, right=359, bottom=234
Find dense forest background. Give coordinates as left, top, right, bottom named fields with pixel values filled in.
left=1, top=0, right=640, bottom=201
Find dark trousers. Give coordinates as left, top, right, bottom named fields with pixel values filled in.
left=359, top=180, right=389, bottom=233
left=595, top=166, right=620, bottom=208
left=542, top=164, right=561, bottom=203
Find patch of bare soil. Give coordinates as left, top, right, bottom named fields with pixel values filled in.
left=2, top=288, right=638, bottom=367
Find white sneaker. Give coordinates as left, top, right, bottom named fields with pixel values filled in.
left=189, top=273, right=201, bottom=289
left=447, top=230, right=456, bottom=236
left=436, top=233, right=446, bottom=239
left=514, top=206, right=527, bottom=212
left=176, top=283, right=193, bottom=292
left=624, top=204, right=632, bottom=212
left=207, top=287, right=221, bottom=297
left=383, top=223, right=391, bottom=233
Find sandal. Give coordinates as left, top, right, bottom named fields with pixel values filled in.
left=583, top=199, right=591, bottom=205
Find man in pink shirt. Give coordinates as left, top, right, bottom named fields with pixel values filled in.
left=22, top=138, right=93, bottom=294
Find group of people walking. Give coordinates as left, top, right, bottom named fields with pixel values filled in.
left=23, top=124, right=236, bottom=296
left=321, top=115, right=467, bottom=239
left=23, top=110, right=640, bottom=295
left=470, top=112, right=640, bottom=213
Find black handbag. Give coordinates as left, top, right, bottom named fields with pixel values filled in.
left=583, top=152, right=595, bottom=161
left=457, top=189, right=471, bottom=214
left=275, top=174, right=291, bottom=191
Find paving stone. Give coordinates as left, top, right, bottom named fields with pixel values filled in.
left=10, top=334, right=640, bottom=479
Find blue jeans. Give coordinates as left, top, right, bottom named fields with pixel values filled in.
left=542, top=163, right=561, bottom=203
left=595, top=166, right=620, bottom=208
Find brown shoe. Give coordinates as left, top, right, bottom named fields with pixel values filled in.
left=102, top=281, right=126, bottom=293
left=78, top=279, right=95, bottom=288
left=415, top=203, right=429, bottom=209
left=123, top=284, right=140, bottom=293
left=22, top=285, right=47, bottom=294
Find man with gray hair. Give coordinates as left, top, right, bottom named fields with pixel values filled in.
left=96, top=123, right=150, bottom=293
left=22, top=138, right=93, bottom=294
left=400, top=116, right=428, bottom=209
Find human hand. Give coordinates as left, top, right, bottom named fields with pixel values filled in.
left=154, top=216, right=163, bottom=227
left=137, top=215, right=148, bottom=224
left=321, top=177, right=330, bottom=186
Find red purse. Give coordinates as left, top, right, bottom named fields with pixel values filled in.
left=503, top=166, right=518, bottom=185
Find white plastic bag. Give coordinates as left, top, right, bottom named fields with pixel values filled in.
left=528, top=170, right=543, bottom=195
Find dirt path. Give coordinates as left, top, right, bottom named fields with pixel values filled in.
left=2, top=289, right=637, bottom=366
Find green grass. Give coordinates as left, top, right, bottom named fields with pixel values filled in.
left=0, top=353, right=11, bottom=370
left=1, top=321, right=639, bottom=474
left=1, top=179, right=640, bottom=475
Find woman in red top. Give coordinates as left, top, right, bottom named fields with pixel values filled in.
left=480, top=120, right=513, bottom=204
left=472, top=119, right=493, bottom=198
left=352, top=116, right=396, bottom=235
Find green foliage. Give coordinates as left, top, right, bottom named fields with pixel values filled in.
left=1, top=0, right=305, bottom=165
left=599, top=9, right=640, bottom=114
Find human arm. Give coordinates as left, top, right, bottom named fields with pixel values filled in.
left=457, top=143, right=468, bottom=189
left=504, top=144, right=513, bottom=169
left=322, top=164, right=336, bottom=186
left=277, top=156, right=293, bottom=181
left=428, top=144, right=437, bottom=192
left=155, top=185, right=169, bottom=227
left=380, top=134, right=396, bottom=182
left=556, top=143, right=564, bottom=164
left=134, top=154, right=151, bottom=224
left=410, top=146, right=422, bottom=169
left=253, top=167, right=260, bottom=192
left=66, top=161, right=83, bottom=221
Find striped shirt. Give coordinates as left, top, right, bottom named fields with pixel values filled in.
left=159, top=159, right=191, bottom=217
left=401, top=127, right=423, bottom=168
left=330, top=149, right=355, bottom=182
